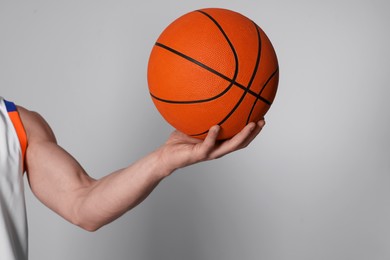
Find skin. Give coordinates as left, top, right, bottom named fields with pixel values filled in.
left=18, top=106, right=265, bottom=231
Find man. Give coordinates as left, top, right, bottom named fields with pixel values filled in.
left=0, top=96, right=265, bottom=259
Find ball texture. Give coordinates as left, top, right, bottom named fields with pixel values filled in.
left=148, top=8, right=279, bottom=139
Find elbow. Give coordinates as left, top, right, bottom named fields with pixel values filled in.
left=79, top=223, right=101, bottom=232
left=73, top=218, right=104, bottom=232
left=70, top=205, right=105, bottom=232
left=69, top=182, right=104, bottom=232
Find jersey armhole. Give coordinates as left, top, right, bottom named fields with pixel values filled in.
left=4, top=100, right=28, bottom=173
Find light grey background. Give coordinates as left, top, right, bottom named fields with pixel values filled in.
left=1, top=0, right=390, bottom=259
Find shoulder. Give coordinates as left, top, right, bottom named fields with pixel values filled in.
left=17, top=106, right=57, bottom=144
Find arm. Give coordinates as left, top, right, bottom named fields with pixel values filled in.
left=19, top=106, right=265, bottom=231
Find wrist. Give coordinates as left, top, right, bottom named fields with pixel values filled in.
left=154, top=145, right=180, bottom=177
left=152, top=147, right=178, bottom=178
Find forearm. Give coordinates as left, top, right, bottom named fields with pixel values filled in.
left=77, top=121, right=264, bottom=230
left=74, top=148, right=172, bottom=231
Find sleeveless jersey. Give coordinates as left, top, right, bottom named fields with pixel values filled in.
left=0, top=97, right=28, bottom=260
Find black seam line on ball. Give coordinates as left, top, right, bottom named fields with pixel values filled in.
left=151, top=8, right=240, bottom=105
left=245, top=22, right=263, bottom=125
left=190, top=67, right=278, bottom=137
left=151, top=44, right=233, bottom=104
left=196, top=10, right=271, bottom=106
left=196, top=9, right=240, bottom=87
left=246, top=67, right=279, bottom=124
left=152, top=43, right=271, bottom=106
left=190, top=19, right=263, bottom=137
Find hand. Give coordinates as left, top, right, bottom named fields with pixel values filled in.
left=157, top=119, right=266, bottom=173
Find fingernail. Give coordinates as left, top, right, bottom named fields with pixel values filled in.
left=259, top=120, right=266, bottom=127
left=213, top=125, right=220, bottom=132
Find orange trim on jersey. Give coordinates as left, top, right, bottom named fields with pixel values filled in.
left=8, top=110, right=28, bottom=172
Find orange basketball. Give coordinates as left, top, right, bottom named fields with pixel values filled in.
left=148, top=8, right=279, bottom=140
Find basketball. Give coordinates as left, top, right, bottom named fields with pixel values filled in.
left=147, top=8, right=279, bottom=140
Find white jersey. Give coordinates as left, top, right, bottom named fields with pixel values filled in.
left=0, top=97, right=28, bottom=260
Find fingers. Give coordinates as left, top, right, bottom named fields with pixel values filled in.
left=196, top=125, right=220, bottom=160
left=238, top=120, right=265, bottom=149
left=209, top=119, right=265, bottom=159
left=172, top=119, right=265, bottom=165
left=202, top=125, right=220, bottom=149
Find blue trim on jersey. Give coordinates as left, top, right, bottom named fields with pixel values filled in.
left=4, top=100, right=17, bottom=112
